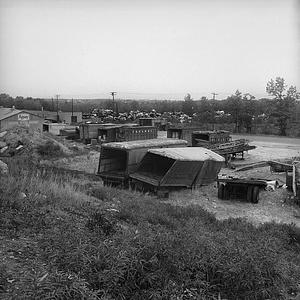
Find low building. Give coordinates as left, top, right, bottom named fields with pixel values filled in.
left=192, top=130, right=231, bottom=146
left=79, top=123, right=115, bottom=143
left=139, top=117, right=168, bottom=130
left=0, top=107, right=44, bottom=132
left=57, top=111, right=82, bottom=124
left=25, top=110, right=82, bottom=124
left=42, top=122, right=67, bottom=135
left=167, top=126, right=201, bottom=146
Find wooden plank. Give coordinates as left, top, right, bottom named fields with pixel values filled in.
left=268, top=160, right=293, bottom=172
left=234, top=161, right=268, bottom=172
left=217, top=178, right=267, bottom=186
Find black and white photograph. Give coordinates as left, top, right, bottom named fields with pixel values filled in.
left=0, top=0, right=300, bottom=299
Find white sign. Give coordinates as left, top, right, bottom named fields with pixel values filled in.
left=18, top=113, right=30, bottom=121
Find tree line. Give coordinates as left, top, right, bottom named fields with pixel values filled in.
left=1, top=77, right=299, bottom=136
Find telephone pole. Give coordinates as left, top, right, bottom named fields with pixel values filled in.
left=56, top=94, right=59, bottom=122
left=110, top=92, right=117, bottom=114
left=211, top=92, right=218, bottom=100
left=71, top=98, right=74, bottom=117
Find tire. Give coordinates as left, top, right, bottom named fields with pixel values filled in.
left=246, top=186, right=253, bottom=202
left=252, top=186, right=259, bottom=203
left=218, top=184, right=225, bottom=199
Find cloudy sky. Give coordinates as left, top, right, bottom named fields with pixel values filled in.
left=0, top=0, right=299, bottom=100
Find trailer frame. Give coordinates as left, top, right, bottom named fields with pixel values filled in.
left=217, top=178, right=267, bottom=203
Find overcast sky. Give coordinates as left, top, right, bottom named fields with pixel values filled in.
left=0, top=0, right=299, bottom=100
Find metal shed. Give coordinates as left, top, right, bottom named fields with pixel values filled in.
left=130, top=147, right=225, bottom=192
left=98, top=138, right=188, bottom=186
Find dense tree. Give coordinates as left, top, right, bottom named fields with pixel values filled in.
left=241, top=93, right=256, bottom=133
left=226, top=90, right=243, bottom=133
left=194, top=98, right=215, bottom=124
left=266, top=77, right=299, bottom=135
left=182, top=93, right=194, bottom=115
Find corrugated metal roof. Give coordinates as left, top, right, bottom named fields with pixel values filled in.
left=0, top=107, right=22, bottom=120
left=102, top=138, right=188, bottom=150
left=148, top=147, right=225, bottom=161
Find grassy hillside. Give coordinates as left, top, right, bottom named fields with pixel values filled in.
left=1, top=157, right=300, bottom=300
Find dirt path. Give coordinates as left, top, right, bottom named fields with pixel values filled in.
left=231, top=134, right=300, bottom=163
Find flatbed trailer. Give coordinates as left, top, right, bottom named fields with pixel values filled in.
left=197, top=138, right=256, bottom=160
left=217, top=177, right=267, bottom=203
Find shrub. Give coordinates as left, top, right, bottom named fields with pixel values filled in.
left=37, top=140, right=63, bottom=157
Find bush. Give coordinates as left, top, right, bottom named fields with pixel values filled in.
left=37, top=140, right=63, bottom=157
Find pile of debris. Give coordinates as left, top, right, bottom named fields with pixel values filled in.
left=0, top=128, right=29, bottom=157
left=0, top=126, right=71, bottom=158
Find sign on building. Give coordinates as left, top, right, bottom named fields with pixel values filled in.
left=18, top=113, right=30, bottom=121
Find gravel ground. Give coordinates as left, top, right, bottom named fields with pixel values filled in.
left=167, top=166, right=300, bottom=227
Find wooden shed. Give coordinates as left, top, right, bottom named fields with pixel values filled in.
left=130, top=147, right=225, bottom=192
left=167, top=126, right=201, bottom=146
left=191, top=130, right=231, bottom=147
left=79, top=123, right=115, bottom=143
left=98, top=138, right=188, bottom=186
left=98, top=125, right=157, bottom=143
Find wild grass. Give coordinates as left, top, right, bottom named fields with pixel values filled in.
left=1, top=159, right=300, bottom=299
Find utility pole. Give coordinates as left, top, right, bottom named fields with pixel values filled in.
left=110, top=92, right=117, bottom=114
left=211, top=92, right=218, bottom=100
left=211, top=93, right=218, bottom=131
left=71, top=98, right=74, bottom=117
left=56, top=94, right=59, bottom=122
left=71, top=98, right=74, bottom=124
